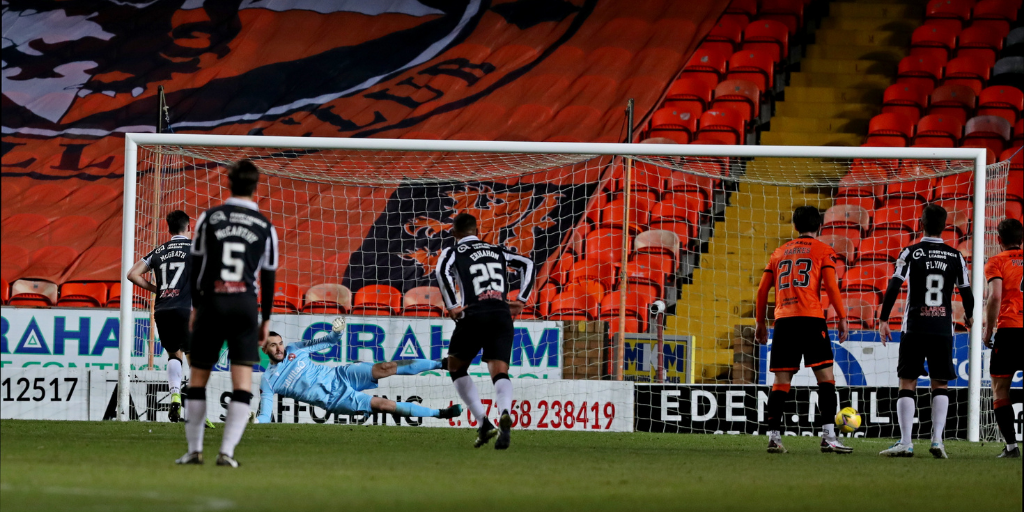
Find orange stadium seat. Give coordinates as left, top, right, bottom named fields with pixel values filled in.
left=911, top=24, right=959, bottom=62
left=711, top=79, right=761, bottom=123
left=599, top=288, right=655, bottom=334
left=585, top=191, right=609, bottom=226
left=888, top=298, right=908, bottom=329
left=634, top=230, right=681, bottom=271
left=964, top=116, right=1011, bottom=155
left=843, top=264, right=890, bottom=295
left=569, top=258, right=616, bottom=292
left=548, top=284, right=600, bottom=321
left=272, top=282, right=302, bottom=313
left=57, top=282, right=108, bottom=308
left=723, top=0, right=758, bottom=25
left=1005, top=167, right=1023, bottom=200
left=897, top=55, right=945, bottom=92
left=741, top=19, right=789, bottom=63
left=9, top=279, right=59, bottom=307
left=977, top=86, right=1023, bottom=124
left=915, top=114, right=963, bottom=146
left=697, top=109, right=745, bottom=145
left=537, top=283, right=557, bottom=318
left=547, top=252, right=575, bottom=288
left=928, top=84, right=976, bottom=125
left=824, top=205, right=871, bottom=234
left=925, top=0, right=973, bottom=31
left=866, top=113, right=916, bottom=146
left=1006, top=201, right=1023, bottom=222
left=506, top=289, right=537, bottom=319
left=649, top=107, right=699, bottom=144
left=664, top=78, right=713, bottom=111
left=352, top=285, right=402, bottom=316
left=956, top=25, right=1004, bottom=66
left=403, top=286, right=445, bottom=317
left=888, top=177, right=932, bottom=204
left=873, top=203, right=921, bottom=233
left=681, top=47, right=729, bottom=89
left=303, top=284, right=352, bottom=314
left=727, top=50, right=774, bottom=92
left=624, top=255, right=670, bottom=298
left=882, top=83, right=931, bottom=124
left=844, top=298, right=879, bottom=329
left=942, top=57, right=991, bottom=95
left=602, top=196, right=653, bottom=234
left=819, top=235, right=857, bottom=265
left=933, top=171, right=974, bottom=200
left=858, top=236, right=905, bottom=264
left=971, top=0, right=1018, bottom=35
left=759, top=0, right=804, bottom=34
left=585, top=228, right=629, bottom=265
left=704, top=17, right=744, bottom=56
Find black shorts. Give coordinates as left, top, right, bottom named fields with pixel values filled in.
left=990, top=328, right=1023, bottom=379
left=897, top=332, right=956, bottom=381
left=153, top=308, right=190, bottom=356
left=190, top=294, right=260, bottom=370
left=770, top=317, right=834, bottom=372
left=448, top=309, right=515, bottom=365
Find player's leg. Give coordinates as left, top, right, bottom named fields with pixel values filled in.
left=370, top=359, right=442, bottom=379
left=924, top=334, right=957, bottom=458
left=928, top=380, right=950, bottom=458
left=155, top=309, right=189, bottom=423
left=812, top=366, right=852, bottom=454
left=176, top=303, right=221, bottom=465
left=446, top=316, right=495, bottom=446
left=990, top=329, right=1022, bottom=458
left=881, top=333, right=924, bottom=456
left=483, top=312, right=515, bottom=450
left=764, top=318, right=800, bottom=453
left=216, top=301, right=260, bottom=468
left=766, top=371, right=792, bottom=453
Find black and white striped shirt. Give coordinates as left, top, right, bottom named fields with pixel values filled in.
left=890, top=236, right=971, bottom=335
left=435, top=235, right=535, bottom=314
left=191, top=197, right=279, bottom=303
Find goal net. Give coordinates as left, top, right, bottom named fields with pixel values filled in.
left=114, top=135, right=1011, bottom=442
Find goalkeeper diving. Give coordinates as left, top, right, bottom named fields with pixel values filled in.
left=254, top=318, right=461, bottom=423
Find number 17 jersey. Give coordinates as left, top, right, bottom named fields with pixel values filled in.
left=764, top=236, right=838, bottom=319
left=891, top=237, right=970, bottom=335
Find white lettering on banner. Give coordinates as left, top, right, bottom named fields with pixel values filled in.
left=869, top=391, right=890, bottom=424
left=725, top=390, right=745, bottom=422
left=661, top=389, right=681, bottom=421
left=691, top=390, right=716, bottom=422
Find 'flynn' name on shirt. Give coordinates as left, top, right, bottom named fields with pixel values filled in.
left=214, top=225, right=259, bottom=243
left=926, top=260, right=949, bottom=271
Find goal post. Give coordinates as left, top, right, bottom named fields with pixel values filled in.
left=119, top=133, right=1007, bottom=442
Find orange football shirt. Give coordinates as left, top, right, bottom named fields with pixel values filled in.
left=985, top=248, right=1023, bottom=329
left=764, top=236, right=838, bottom=319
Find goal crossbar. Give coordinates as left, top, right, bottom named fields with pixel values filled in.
left=119, top=133, right=990, bottom=441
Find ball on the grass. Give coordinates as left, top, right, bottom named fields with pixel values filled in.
left=835, top=407, right=861, bottom=434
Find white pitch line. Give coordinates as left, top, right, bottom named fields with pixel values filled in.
left=0, top=483, right=236, bottom=511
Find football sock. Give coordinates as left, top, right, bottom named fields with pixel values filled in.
left=994, top=398, right=1018, bottom=448
left=818, top=380, right=837, bottom=438
left=897, top=389, right=916, bottom=445
left=167, top=358, right=182, bottom=395
left=395, top=402, right=440, bottom=418
left=453, top=375, right=488, bottom=422
left=185, top=387, right=207, bottom=454
left=930, top=389, right=949, bottom=443
left=395, top=359, right=441, bottom=375
left=766, top=383, right=790, bottom=432
left=219, top=390, right=252, bottom=458
left=493, top=373, right=512, bottom=415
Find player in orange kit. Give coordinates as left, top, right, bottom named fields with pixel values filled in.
left=755, top=206, right=851, bottom=454
left=983, top=218, right=1023, bottom=458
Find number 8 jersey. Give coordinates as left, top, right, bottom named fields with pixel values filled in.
left=891, top=236, right=970, bottom=334
left=764, top=235, right=838, bottom=319
left=436, top=235, right=535, bottom=314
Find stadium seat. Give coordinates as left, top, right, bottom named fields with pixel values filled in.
left=602, top=197, right=651, bottom=234
left=941, top=226, right=961, bottom=246
left=971, top=0, right=1019, bottom=35
left=925, top=0, right=973, bottom=31
left=681, top=47, right=729, bottom=89
left=9, top=279, right=59, bottom=307
left=585, top=191, right=609, bottom=226
left=1006, top=201, right=1024, bottom=222
left=711, top=79, right=761, bottom=123
left=664, top=78, right=713, bottom=111
left=726, top=50, right=774, bottom=93
left=634, top=230, right=681, bottom=271
left=653, top=192, right=702, bottom=235
left=105, top=282, right=147, bottom=309
left=537, top=283, right=557, bottom=318
left=57, top=282, right=108, bottom=308
left=842, top=264, right=890, bottom=294
left=910, top=24, right=959, bottom=62
left=547, top=252, right=576, bottom=287
left=704, top=17, right=745, bottom=56
left=882, top=83, right=931, bottom=124
left=272, top=282, right=302, bottom=313
left=599, top=289, right=655, bottom=333
left=569, top=258, right=617, bottom=293
left=723, top=0, right=758, bottom=25
left=303, top=284, right=352, bottom=314
left=666, top=169, right=717, bottom=208
left=352, top=285, right=402, bottom=316
left=741, top=19, right=789, bottom=63
left=819, top=227, right=863, bottom=248
left=648, top=107, right=699, bottom=144
left=942, top=56, right=990, bottom=94
left=989, top=56, right=1024, bottom=88
left=696, top=109, right=746, bottom=145
left=956, top=25, right=1005, bottom=66
left=858, top=236, right=905, bottom=264
left=837, top=174, right=884, bottom=209
left=866, top=113, right=916, bottom=146
left=933, top=172, right=975, bottom=201
left=888, top=298, right=908, bottom=329
left=964, top=115, right=1012, bottom=155
left=915, top=114, right=963, bottom=146
left=1015, top=119, right=1024, bottom=146
left=977, top=86, right=1023, bottom=124
left=403, top=286, right=445, bottom=317
left=823, top=205, right=871, bottom=234
left=0, top=278, right=8, bottom=305
left=897, top=55, right=945, bottom=92
left=506, top=289, right=537, bottom=319
left=818, top=235, right=857, bottom=264
left=873, top=205, right=920, bottom=234
left=624, top=254, right=670, bottom=298
left=928, top=84, right=976, bottom=125
left=758, top=0, right=804, bottom=35
left=844, top=298, right=879, bottom=329
left=548, top=284, right=600, bottom=321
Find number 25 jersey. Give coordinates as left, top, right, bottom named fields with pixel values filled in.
left=764, top=236, right=838, bottom=319
left=891, top=237, right=970, bottom=335
left=436, top=235, right=536, bottom=314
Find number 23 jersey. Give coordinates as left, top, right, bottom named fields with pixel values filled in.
left=764, top=236, right=838, bottom=319
left=892, top=237, right=970, bottom=335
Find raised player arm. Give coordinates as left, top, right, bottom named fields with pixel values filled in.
left=503, top=250, right=536, bottom=304
left=254, top=373, right=274, bottom=424
left=435, top=247, right=463, bottom=310
left=290, top=317, right=346, bottom=354
left=127, top=257, right=157, bottom=294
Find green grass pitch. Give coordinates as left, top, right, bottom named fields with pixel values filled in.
left=1, top=420, right=1020, bottom=512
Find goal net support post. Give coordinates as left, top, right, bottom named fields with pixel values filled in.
left=119, top=134, right=1005, bottom=442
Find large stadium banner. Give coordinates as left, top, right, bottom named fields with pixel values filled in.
left=634, top=384, right=1023, bottom=442
left=757, top=329, right=1019, bottom=389
left=0, top=308, right=563, bottom=379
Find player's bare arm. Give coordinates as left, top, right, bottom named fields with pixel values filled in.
left=983, top=280, right=1002, bottom=347
left=126, top=259, right=158, bottom=293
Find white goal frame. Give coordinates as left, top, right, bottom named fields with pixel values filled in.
left=119, top=133, right=989, bottom=441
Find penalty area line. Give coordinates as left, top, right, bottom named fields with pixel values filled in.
left=0, top=482, right=236, bottom=511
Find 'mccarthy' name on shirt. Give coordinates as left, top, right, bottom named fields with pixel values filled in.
left=214, top=225, right=258, bottom=243
left=470, top=250, right=500, bottom=261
